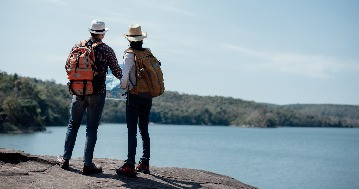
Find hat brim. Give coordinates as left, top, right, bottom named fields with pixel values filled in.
left=123, top=32, right=147, bottom=42
left=89, top=28, right=109, bottom=34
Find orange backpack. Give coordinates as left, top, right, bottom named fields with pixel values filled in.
left=126, top=48, right=165, bottom=98
left=65, top=40, right=102, bottom=96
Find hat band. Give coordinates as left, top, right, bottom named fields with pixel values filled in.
left=127, top=34, right=142, bottom=37
left=91, top=29, right=106, bottom=32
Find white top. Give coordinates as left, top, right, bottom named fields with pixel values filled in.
left=120, top=52, right=136, bottom=90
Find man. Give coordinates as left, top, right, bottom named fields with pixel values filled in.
left=60, top=20, right=122, bottom=175
left=116, top=24, right=154, bottom=177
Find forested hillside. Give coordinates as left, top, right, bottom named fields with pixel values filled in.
left=148, top=92, right=359, bottom=127
left=0, top=72, right=70, bottom=132
left=283, top=104, right=359, bottom=128
left=1, top=72, right=359, bottom=133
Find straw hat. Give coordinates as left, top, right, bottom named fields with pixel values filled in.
left=88, top=20, right=109, bottom=34
left=123, top=24, right=147, bottom=42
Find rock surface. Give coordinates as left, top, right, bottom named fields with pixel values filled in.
left=0, top=148, right=256, bottom=189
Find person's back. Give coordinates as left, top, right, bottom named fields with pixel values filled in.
left=90, top=39, right=121, bottom=94
left=123, top=48, right=164, bottom=98
left=67, top=36, right=121, bottom=95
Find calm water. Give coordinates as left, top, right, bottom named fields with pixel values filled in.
left=1, top=124, right=359, bottom=189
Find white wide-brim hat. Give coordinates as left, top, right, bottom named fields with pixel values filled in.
left=89, top=19, right=109, bottom=34
left=123, top=24, right=147, bottom=42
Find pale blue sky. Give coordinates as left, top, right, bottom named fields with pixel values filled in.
left=1, top=0, right=358, bottom=105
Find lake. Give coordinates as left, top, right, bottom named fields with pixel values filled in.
left=1, top=124, right=359, bottom=189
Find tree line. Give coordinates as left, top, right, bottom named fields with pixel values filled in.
left=1, top=71, right=358, bottom=133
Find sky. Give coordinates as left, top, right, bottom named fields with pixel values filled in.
left=1, top=0, right=358, bottom=105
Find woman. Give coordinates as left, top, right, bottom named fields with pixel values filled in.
left=116, top=24, right=153, bottom=177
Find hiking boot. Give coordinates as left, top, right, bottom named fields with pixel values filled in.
left=58, top=157, right=69, bottom=170
left=82, top=163, right=103, bottom=175
left=116, top=161, right=137, bottom=178
left=136, top=159, right=150, bottom=174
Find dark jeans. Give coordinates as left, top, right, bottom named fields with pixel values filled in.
left=126, top=93, right=152, bottom=164
left=63, top=93, right=105, bottom=166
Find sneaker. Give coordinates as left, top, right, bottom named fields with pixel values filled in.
left=116, top=161, right=137, bottom=178
left=58, top=157, right=69, bottom=170
left=82, top=163, right=103, bottom=175
left=136, top=159, right=150, bottom=174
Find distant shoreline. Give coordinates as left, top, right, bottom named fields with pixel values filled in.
left=1, top=71, right=359, bottom=134
left=2, top=123, right=359, bottom=134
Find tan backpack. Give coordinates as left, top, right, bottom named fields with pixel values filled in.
left=65, top=40, right=102, bottom=96
left=126, top=48, right=165, bottom=98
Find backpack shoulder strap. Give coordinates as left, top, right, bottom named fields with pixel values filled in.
left=139, top=48, right=153, bottom=57
left=79, top=40, right=103, bottom=48
left=92, top=41, right=103, bottom=48
left=80, top=40, right=87, bottom=47
left=124, top=48, right=135, bottom=54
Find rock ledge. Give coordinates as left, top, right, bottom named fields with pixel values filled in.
left=0, top=148, right=256, bottom=189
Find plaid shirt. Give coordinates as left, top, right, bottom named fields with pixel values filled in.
left=70, top=37, right=122, bottom=94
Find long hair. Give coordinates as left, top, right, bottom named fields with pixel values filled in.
left=130, top=41, right=144, bottom=50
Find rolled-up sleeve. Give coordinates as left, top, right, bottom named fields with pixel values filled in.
left=120, top=52, right=135, bottom=90
left=107, top=48, right=122, bottom=79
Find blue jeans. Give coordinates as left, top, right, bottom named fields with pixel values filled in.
left=126, top=93, right=152, bottom=164
left=63, top=93, right=105, bottom=166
